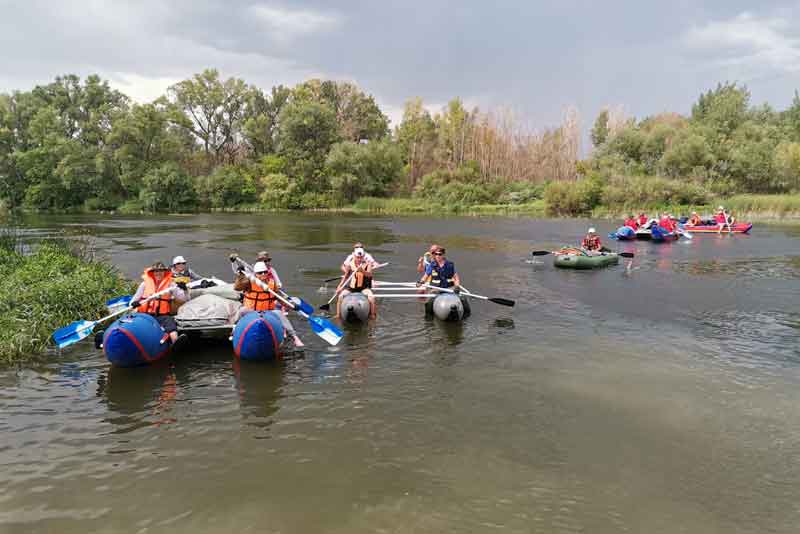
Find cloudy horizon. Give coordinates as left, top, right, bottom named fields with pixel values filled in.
left=1, top=0, right=799, bottom=130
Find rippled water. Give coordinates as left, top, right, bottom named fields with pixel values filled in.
left=3, top=213, right=800, bottom=533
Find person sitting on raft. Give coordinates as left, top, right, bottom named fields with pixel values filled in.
left=581, top=228, right=603, bottom=252
left=341, top=242, right=378, bottom=274
left=624, top=215, right=638, bottom=230
left=130, top=262, right=189, bottom=348
left=658, top=213, right=676, bottom=232
left=234, top=260, right=303, bottom=348
left=231, top=251, right=283, bottom=287
left=417, top=246, right=471, bottom=318
left=687, top=212, right=702, bottom=226
left=171, top=255, right=202, bottom=282
left=715, top=206, right=735, bottom=233
left=336, top=247, right=376, bottom=320
left=417, top=243, right=440, bottom=273
left=637, top=212, right=649, bottom=227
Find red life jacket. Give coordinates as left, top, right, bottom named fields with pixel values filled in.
left=715, top=213, right=727, bottom=224
left=582, top=235, right=601, bottom=251
left=243, top=276, right=277, bottom=311
left=624, top=218, right=638, bottom=230
left=138, top=270, right=174, bottom=316
left=638, top=215, right=648, bottom=226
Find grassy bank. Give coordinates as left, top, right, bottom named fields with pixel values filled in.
left=0, top=228, right=134, bottom=365
left=590, top=194, right=800, bottom=222
left=348, top=196, right=547, bottom=216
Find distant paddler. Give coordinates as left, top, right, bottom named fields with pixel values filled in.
left=336, top=247, right=376, bottom=320
left=233, top=259, right=304, bottom=348
left=417, top=246, right=471, bottom=319
left=581, top=228, right=605, bottom=253
left=416, top=243, right=440, bottom=274
left=128, top=261, right=189, bottom=349
left=171, top=255, right=203, bottom=281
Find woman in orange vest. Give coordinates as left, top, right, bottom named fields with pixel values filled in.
left=336, top=248, right=376, bottom=319
left=130, top=262, right=189, bottom=347
left=234, top=261, right=303, bottom=347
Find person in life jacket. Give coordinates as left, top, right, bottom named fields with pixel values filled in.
left=715, top=206, right=735, bottom=233
left=417, top=246, right=471, bottom=318
left=687, top=211, right=702, bottom=226
left=658, top=213, right=675, bottom=233
left=581, top=228, right=602, bottom=252
left=624, top=215, right=638, bottom=230
left=234, top=260, right=303, bottom=347
left=341, top=242, right=378, bottom=275
left=637, top=213, right=649, bottom=228
left=171, top=255, right=202, bottom=282
left=230, top=251, right=283, bottom=288
left=417, top=243, right=440, bottom=273
left=336, top=247, right=376, bottom=319
left=130, top=262, right=188, bottom=347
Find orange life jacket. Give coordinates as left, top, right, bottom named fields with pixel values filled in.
left=347, top=259, right=372, bottom=291
left=138, top=270, right=174, bottom=316
left=582, top=235, right=601, bottom=251
left=243, top=277, right=277, bottom=311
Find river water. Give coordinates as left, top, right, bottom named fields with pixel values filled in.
left=2, top=213, right=800, bottom=533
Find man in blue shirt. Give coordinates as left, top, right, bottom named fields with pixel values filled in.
left=418, top=246, right=471, bottom=317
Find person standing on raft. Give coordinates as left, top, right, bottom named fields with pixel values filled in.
left=418, top=246, right=471, bottom=318
left=336, top=247, right=376, bottom=320
left=130, top=262, right=189, bottom=348
left=233, top=260, right=304, bottom=348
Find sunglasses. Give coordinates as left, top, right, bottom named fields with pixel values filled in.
left=433, top=251, right=444, bottom=256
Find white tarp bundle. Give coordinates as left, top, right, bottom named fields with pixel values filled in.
left=176, top=294, right=241, bottom=328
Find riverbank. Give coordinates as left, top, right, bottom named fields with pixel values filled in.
left=0, top=229, right=134, bottom=365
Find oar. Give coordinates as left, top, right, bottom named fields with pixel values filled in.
left=53, top=285, right=177, bottom=349
left=676, top=225, right=693, bottom=240
left=419, top=283, right=515, bottom=307
left=105, top=294, right=132, bottom=312
left=322, top=275, right=343, bottom=283
left=231, top=255, right=314, bottom=315
left=319, top=262, right=388, bottom=311
left=244, top=271, right=342, bottom=346
left=531, top=250, right=635, bottom=258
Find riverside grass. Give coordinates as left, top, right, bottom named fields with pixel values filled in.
left=0, top=230, right=134, bottom=364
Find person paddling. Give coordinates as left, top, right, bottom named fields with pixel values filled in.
left=714, top=207, right=731, bottom=234
left=581, top=228, right=603, bottom=253
left=637, top=212, right=649, bottom=227
left=624, top=215, right=638, bottom=230
left=418, top=246, right=471, bottom=318
left=129, top=262, right=188, bottom=348
left=336, top=247, right=376, bottom=320
left=231, top=251, right=283, bottom=287
left=687, top=211, right=702, bottom=226
left=341, top=242, right=378, bottom=275
left=171, top=255, right=202, bottom=281
left=234, top=260, right=304, bottom=348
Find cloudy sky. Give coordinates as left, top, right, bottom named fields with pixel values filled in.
left=1, top=0, right=799, bottom=129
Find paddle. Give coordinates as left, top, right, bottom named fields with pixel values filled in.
left=531, top=250, right=635, bottom=258
left=723, top=210, right=734, bottom=234
left=244, top=271, right=342, bottom=346
left=105, top=294, right=132, bottom=312
left=53, top=285, right=180, bottom=349
left=419, top=283, right=515, bottom=307
left=676, top=224, right=693, bottom=240
left=231, top=255, right=314, bottom=315
left=319, top=262, right=388, bottom=312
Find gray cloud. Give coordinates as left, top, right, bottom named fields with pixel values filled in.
left=1, top=0, right=799, bottom=128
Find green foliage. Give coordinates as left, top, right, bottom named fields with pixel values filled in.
left=774, top=141, right=800, bottom=192
left=0, top=240, right=134, bottom=363
left=259, top=173, right=301, bottom=209
left=195, top=164, right=257, bottom=209
left=544, top=179, right=603, bottom=216
left=600, top=175, right=709, bottom=209
left=326, top=140, right=404, bottom=203
left=496, top=181, right=544, bottom=204
left=591, top=109, right=610, bottom=147
left=277, top=99, right=339, bottom=188
left=140, top=163, right=197, bottom=212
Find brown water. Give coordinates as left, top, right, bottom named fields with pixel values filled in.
left=2, top=213, right=800, bottom=533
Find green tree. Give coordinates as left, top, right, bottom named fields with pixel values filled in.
left=691, top=82, right=750, bottom=138
left=277, top=100, right=339, bottom=190
left=139, top=163, right=197, bottom=212
left=395, top=97, right=437, bottom=189
left=242, top=85, right=291, bottom=157
left=659, top=129, right=714, bottom=178
left=590, top=109, right=610, bottom=147
left=774, top=141, right=800, bottom=191
left=436, top=98, right=474, bottom=170
left=195, top=164, right=257, bottom=209
left=326, top=140, right=404, bottom=203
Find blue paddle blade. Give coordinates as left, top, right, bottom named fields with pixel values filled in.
left=288, top=296, right=314, bottom=315
left=53, top=320, right=97, bottom=349
left=106, top=295, right=132, bottom=312
left=306, top=315, right=343, bottom=345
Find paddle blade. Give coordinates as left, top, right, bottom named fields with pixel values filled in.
left=106, top=295, right=132, bottom=312
left=531, top=250, right=551, bottom=256
left=619, top=252, right=635, bottom=258
left=288, top=296, right=314, bottom=315
left=489, top=297, right=515, bottom=307
left=318, top=302, right=332, bottom=312
left=323, top=276, right=342, bottom=283
left=52, top=320, right=96, bottom=349
left=307, top=315, right=343, bottom=345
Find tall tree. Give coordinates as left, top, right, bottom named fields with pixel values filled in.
left=277, top=100, right=339, bottom=191
left=395, top=97, right=437, bottom=189
left=242, top=85, right=291, bottom=157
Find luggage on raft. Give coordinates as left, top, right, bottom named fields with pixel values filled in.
left=103, top=313, right=172, bottom=367
left=231, top=310, right=286, bottom=361
left=425, top=293, right=467, bottom=321
left=650, top=225, right=679, bottom=242
left=611, top=226, right=636, bottom=240
left=340, top=292, right=371, bottom=323
left=176, top=294, right=240, bottom=337
left=188, top=278, right=241, bottom=301
left=554, top=250, right=620, bottom=269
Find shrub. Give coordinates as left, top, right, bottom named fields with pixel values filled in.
left=600, top=175, right=709, bottom=209
left=195, top=165, right=257, bottom=209
left=544, top=179, right=603, bottom=216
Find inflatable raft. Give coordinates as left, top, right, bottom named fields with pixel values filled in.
left=684, top=222, right=753, bottom=234
left=554, top=250, right=620, bottom=269
left=340, top=292, right=371, bottom=323
left=611, top=226, right=636, bottom=240
left=103, top=313, right=172, bottom=367
left=425, top=293, right=468, bottom=321
left=231, top=310, right=286, bottom=361
left=650, top=225, right=679, bottom=242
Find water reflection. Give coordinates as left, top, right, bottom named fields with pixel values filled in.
left=232, top=358, right=284, bottom=430
left=98, top=363, right=179, bottom=433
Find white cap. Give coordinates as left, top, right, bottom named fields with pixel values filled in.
left=354, top=247, right=365, bottom=257
left=253, top=261, right=268, bottom=273
left=172, top=255, right=186, bottom=265
left=718, top=206, right=724, bottom=210
left=588, top=227, right=596, bottom=233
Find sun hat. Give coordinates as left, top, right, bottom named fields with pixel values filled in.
left=354, top=247, right=365, bottom=257
left=172, top=255, right=186, bottom=265
left=254, top=261, right=269, bottom=273
left=588, top=227, right=596, bottom=233
left=257, top=251, right=271, bottom=260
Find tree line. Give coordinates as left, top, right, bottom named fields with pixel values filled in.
left=1, top=71, right=798, bottom=214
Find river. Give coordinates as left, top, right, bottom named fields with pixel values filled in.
left=2, top=213, right=800, bottom=533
